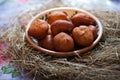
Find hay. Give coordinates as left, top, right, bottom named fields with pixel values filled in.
left=1, top=1, right=120, bottom=80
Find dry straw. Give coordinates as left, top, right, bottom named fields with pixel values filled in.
left=1, top=2, right=120, bottom=80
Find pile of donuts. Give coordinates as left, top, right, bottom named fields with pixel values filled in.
left=28, top=11, right=98, bottom=52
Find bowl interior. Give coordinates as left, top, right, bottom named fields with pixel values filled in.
left=26, top=7, right=103, bottom=57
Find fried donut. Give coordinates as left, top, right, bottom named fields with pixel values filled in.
left=72, top=25, right=94, bottom=47
left=88, top=25, right=98, bottom=38
left=28, top=19, right=49, bottom=40
left=71, top=13, right=95, bottom=27
left=53, top=32, right=74, bottom=52
left=47, top=11, right=68, bottom=25
left=39, top=35, right=54, bottom=50
left=51, top=20, right=74, bottom=36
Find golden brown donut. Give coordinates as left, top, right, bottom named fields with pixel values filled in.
left=88, top=25, right=98, bottom=39
left=71, top=13, right=95, bottom=27
left=72, top=25, right=94, bottom=47
left=28, top=19, right=49, bottom=40
left=53, top=32, right=74, bottom=52
left=47, top=11, right=68, bottom=25
left=51, top=20, right=74, bottom=36
left=39, top=35, right=54, bottom=50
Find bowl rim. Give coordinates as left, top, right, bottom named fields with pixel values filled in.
left=25, top=7, right=103, bottom=57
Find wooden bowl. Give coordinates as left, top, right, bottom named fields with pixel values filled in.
left=25, top=7, right=103, bottom=57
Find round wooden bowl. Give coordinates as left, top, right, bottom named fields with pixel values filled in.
left=25, top=7, right=103, bottom=57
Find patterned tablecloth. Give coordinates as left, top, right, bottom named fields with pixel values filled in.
left=0, top=0, right=120, bottom=80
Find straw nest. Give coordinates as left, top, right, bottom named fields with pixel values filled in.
left=0, top=4, right=120, bottom=80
